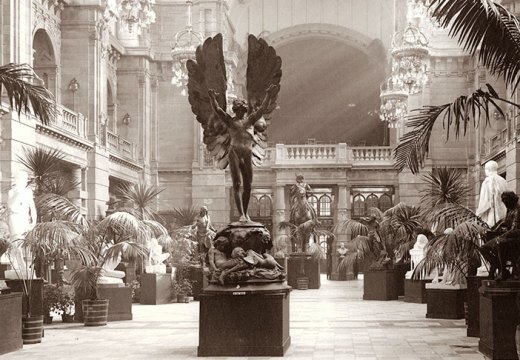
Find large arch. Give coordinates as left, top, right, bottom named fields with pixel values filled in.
left=261, top=24, right=387, bottom=145
left=33, top=29, right=59, bottom=99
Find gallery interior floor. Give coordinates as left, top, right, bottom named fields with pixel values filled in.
left=3, top=275, right=484, bottom=360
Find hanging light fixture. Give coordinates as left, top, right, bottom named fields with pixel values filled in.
left=104, top=0, right=157, bottom=34
left=390, top=23, right=429, bottom=95
left=171, top=0, right=204, bottom=96
left=379, top=77, right=409, bottom=128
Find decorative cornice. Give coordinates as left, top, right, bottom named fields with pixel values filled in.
left=157, top=169, right=193, bottom=174
left=109, top=153, right=143, bottom=172
left=36, top=124, right=94, bottom=151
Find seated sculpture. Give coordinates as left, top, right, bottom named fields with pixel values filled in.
left=98, top=244, right=125, bottom=284
left=208, top=236, right=284, bottom=285
left=480, top=191, right=520, bottom=281
left=145, top=238, right=170, bottom=274
left=405, top=233, right=428, bottom=279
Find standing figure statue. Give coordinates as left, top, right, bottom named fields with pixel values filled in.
left=5, top=170, right=37, bottom=279
left=193, top=206, right=216, bottom=262
left=289, top=174, right=317, bottom=252
left=476, top=160, right=509, bottom=227
left=187, top=34, right=282, bottom=223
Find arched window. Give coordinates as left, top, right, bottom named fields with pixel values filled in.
left=33, top=29, right=57, bottom=97
left=352, top=194, right=366, bottom=217
left=249, top=196, right=259, bottom=217
left=366, top=194, right=379, bottom=211
left=259, top=195, right=272, bottom=217
left=319, top=195, right=332, bottom=216
left=308, top=195, right=318, bottom=213
left=379, top=193, right=393, bottom=212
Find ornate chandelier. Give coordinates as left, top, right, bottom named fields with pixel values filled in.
left=171, top=0, right=204, bottom=96
left=104, top=0, right=157, bottom=35
left=379, top=78, right=409, bottom=128
left=390, top=23, right=429, bottom=95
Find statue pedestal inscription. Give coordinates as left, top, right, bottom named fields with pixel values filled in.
left=479, top=280, right=520, bottom=360
left=198, top=283, right=291, bottom=356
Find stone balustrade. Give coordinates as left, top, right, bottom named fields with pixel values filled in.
left=201, top=143, right=394, bottom=168
left=483, top=128, right=509, bottom=158
left=106, top=130, right=136, bottom=160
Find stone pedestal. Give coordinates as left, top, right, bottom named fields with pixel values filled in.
left=363, top=270, right=398, bottom=301
left=466, top=275, right=486, bottom=338
left=287, top=254, right=320, bottom=289
left=0, top=263, right=10, bottom=279
left=98, top=284, right=132, bottom=321
left=0, top=293, right=22, bottom=355
left=198, top=283, right=291, bottom=356
left=404, top=279, right=431, bottom=303
left=426, top=285, right=466, bottom=319
left=5, top=279, right=44, bottom=316
left=479, top=280, right=520, bottom=360
left=394, top=262, right=410, bottom=297
left=140, top=273, right=172, bottom=305
left=188, top=265, right=207, bottom=301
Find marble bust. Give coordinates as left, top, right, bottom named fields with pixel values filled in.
left=405, top=234, right=428, bottom=279
left=4, top=171, right=37, bottom=279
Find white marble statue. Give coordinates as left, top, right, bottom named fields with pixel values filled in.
left=98, top=244, right=125, bottom=285
left=4, top=171, right=37, bottom=279
left=405, top=234, right=428, bottom=279
left=145, top=238, right=170, bottom=274
left=475, top=160, right=509, bottom=276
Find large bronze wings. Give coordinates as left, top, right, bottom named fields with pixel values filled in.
left=186, top=33, right=282, bottom=169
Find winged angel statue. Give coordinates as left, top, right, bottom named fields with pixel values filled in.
left=187, top=34, right=282, bottom=223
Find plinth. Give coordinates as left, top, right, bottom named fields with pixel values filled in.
left=287, top=254, right=320, bottom=289
left=5, top=278, right=44, bottom=316
left=466, top=276, right=485, bottom=337
left=0, top=293, right=22, bottom=355
left=140, top=273, right=172, bottom=305
left=198, top=282, right=291, bottom=356
left=394, top=262, right=410, bottom=297
left=425, top=284, right=466, bottom=319
left=404, top=279, right=432, bottom=303
left=479, top=280, right=520, bottom=359
left=363, top=270, right=398, bottom=300
left=98, top=284, right=132, bottom=321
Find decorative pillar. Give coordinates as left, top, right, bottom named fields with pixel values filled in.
left=272, top=184, right=287, bottom=255
left=332, top=184, right=350, bottom=279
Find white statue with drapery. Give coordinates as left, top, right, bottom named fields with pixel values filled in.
left=405, top=234, right=428, bottom=279
left=97, top=243, right=125, bottom=284
left=145, top=238, right=170, bottom=274
left=4, top=171, right=37, bottom=279
left=475, top=160, right=509, bottom=276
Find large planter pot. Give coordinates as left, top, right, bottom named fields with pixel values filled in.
left=22, top=315, right=44, bottom=345
left=62, top=314, right=75, bottom=323
left=0, top=293, right=23, bottom=355
left=363, top=270, right=398, bottom=301
left=82, top=299, right=109, bottom=327
left=176, top=294, right=189, bottom=303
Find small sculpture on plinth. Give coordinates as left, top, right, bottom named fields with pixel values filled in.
left=145, top=238, right=170, bottom=274
left=480, top=191, right=520, bottom=281
left=405, top=233, right=428, bottom=279
left=187, top=33, right=283, bottom=286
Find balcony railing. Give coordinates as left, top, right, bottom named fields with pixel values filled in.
left=483, top=128, right=509, bottom=157
left=105, top=129, right=136, bottom=160
left=49, top=105, right=87, bottom=138
left=201, top=143, right=394, bottom=168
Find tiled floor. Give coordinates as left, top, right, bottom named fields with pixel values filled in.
left=3, top=275, right=486, bottom=359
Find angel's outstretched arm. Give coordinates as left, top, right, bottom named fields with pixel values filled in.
left=245, top=84, right=279, bottom=127
left=208, top=90, right=231, bottom=126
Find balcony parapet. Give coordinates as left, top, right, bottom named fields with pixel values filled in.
left=483, top=128, right=509, bottom=160
left=105, top=129, right=137, bottom=161
left=201, top=142, right=395, bottom=168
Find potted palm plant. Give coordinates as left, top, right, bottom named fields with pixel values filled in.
left=335, top=203, right=422, bottom=300
left=171, top=263, right=193, bottom=303
left=71, top=211, right=167, bottom=326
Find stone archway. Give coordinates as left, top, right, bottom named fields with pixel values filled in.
left=33, top=29, right=58, bottom=99
left=257, top=24, right=387, bottom=146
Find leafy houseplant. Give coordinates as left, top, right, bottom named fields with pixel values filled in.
left=171, top=264, right=193, bottom=303
left=42, top=284, right=75, bottom=323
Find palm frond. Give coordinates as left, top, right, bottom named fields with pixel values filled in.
left=36, top=193, right=88, bottom=227
left=102, top=241, right=148, bottom=265
left=429, top=0, right=520, bottom=90
left=420, top=167, right=469, bottom=208
left=350, top=235, right=379, bottom=260
left=394, top=88, right=520, bottom=173
left=170, top=206, right=200, bottom=228
left=70, top=265, right=101, bottom=300
left=0, top=63, right=56, bottom=125
left=423, top=203, right=489, bottom=231
left=338, top=252, right=358, bottom=272
left=307, top=242, right=324, bottom=261
left=333, top=219, right=369, bottom=237
left=114, top=183, right=164, bottom=220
